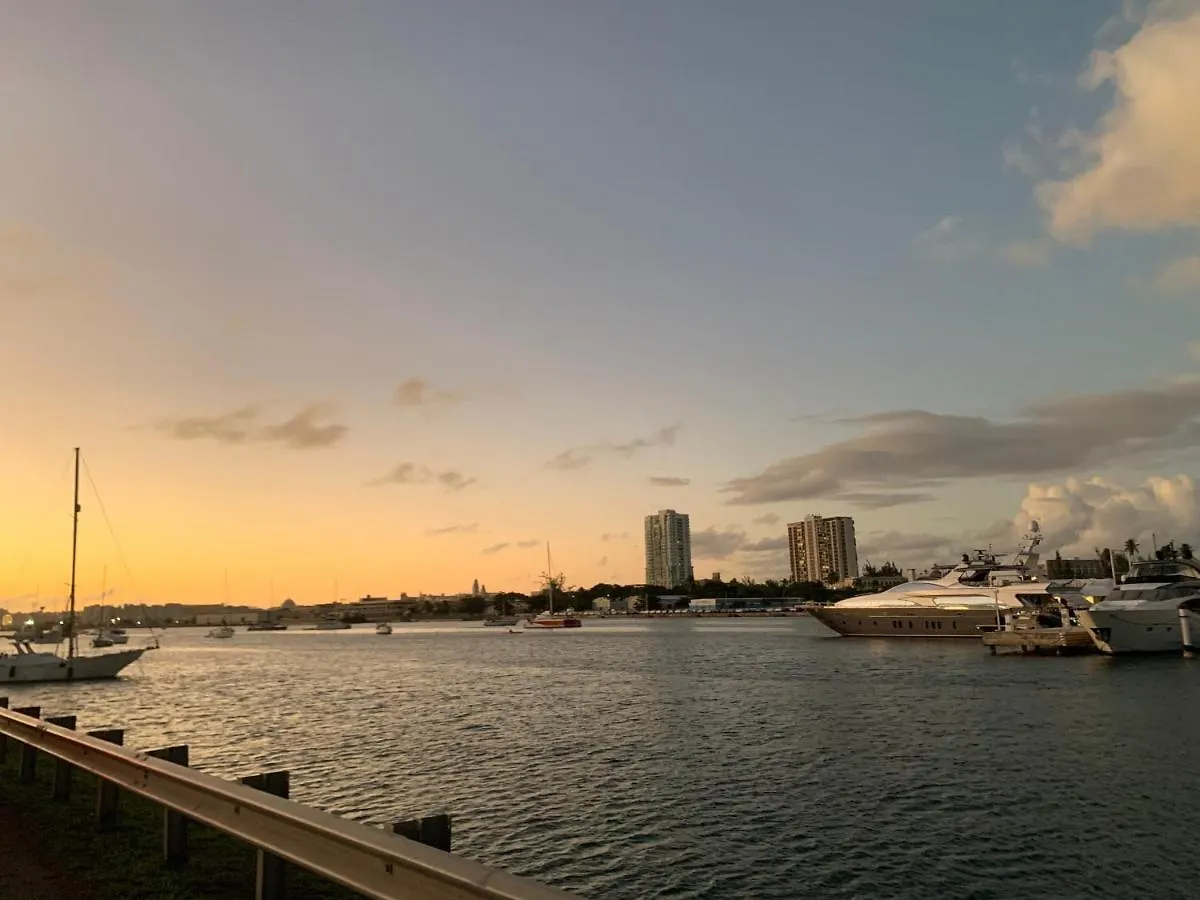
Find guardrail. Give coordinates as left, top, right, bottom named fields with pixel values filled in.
left=0, top=700, right=578, bottom=900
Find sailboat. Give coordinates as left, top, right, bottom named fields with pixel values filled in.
left=1, top=449, right=150, bottom=683
left=91, top=565, right=128, bottom=648
left=525, top=543, right=582, bottom=629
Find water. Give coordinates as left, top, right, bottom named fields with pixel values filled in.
left=6, top=618, right=1198, bottom=899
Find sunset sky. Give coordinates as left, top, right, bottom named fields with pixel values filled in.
left=3, top=1, right=1199, bottom=607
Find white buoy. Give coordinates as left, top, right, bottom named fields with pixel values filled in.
left=1179, top=607, right=1195, bottom=659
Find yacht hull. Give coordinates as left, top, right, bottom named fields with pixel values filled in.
left=1078, top=607, right=1200, bottom=654
left=0, top=648, right=147, bottom=683
left=809, top=606, right=1005, bottom=638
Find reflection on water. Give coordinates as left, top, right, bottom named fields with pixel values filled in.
left=5, top=619, right=1198, bottom=899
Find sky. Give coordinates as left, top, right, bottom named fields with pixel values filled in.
left=2, top=0, right=1199, bottom=607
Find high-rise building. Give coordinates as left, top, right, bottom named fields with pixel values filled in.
left=644, top=509, right=693, bottom=588
left=787, top=515, right=858, bottom=583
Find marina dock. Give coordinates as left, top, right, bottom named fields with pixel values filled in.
left=981, top=626, right=1097, bottom=656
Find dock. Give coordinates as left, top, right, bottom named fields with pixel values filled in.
left=982, top=626, right=1097, bottom=656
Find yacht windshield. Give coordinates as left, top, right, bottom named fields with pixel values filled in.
left=1124, top=563, right=1199, bottom=584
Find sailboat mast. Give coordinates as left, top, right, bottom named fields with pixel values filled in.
left=68, top=447, right=81, bottom=660
left=546, top=542, right=554, bottom=615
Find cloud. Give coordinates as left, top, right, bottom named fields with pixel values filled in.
left=1189, top=340, right=1200, bottom=360
left=1001, top=238, right=1054, bottom=268
left=741, top=536, right=788, bottom=552
left=648, top=475, right=690, bottom=487
left=1035, top=4, right=1200, bottom=241
left=600, top=532, right=629, bottom=542
left=257, top=403, right=350, bottom=449
left=722, top=375, right=1200, bottom=505
left=855, top=473, right=1200, bottom=570
left=913, top=216, right=984, bottom=264
left=480, top=538, right=540, bottom=555
left=155, top=403, right=348, bottom=449
left=392, top=377, right=466, bottom=409
left=691, top=527, right=748, bottom=559
left=752, top=514, right=780, bottom=526
left=368, top=463, right=478, bottom=490
left=1015, top=473, right=1198, bottom=556
left=546, top=425, right=680, bottom=471
left=597, top=555, right=609, bottom=567
left=1150, top=254, right=1200, bottom=292
left=426, top=523, right=479, bottom=536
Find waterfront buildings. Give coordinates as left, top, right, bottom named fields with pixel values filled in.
left=645, top=509, right=693, bottom=588
left=1045, top=557, right=1108, bottom=579
left=787, top=515, right=859, bottom=583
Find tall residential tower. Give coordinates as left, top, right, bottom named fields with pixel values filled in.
left=787, top=515, right=858, bottom=584
left=644, top=509, right=693, bottom=588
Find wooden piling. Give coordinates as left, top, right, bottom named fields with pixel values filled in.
left=45, top=715, right=77, bottom=800
left=87, top=728, right=125, bottom=827
left=242, top=770, right=290, bottom=900
left=0, top=696, right=8, bottom=763
left=392, top=813, right=453, bottom=852
left=148, top=745, right=190, bottom=867
left=13, top=706, right=41, bottom=783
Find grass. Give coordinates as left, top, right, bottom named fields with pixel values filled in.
left=0, top=737, right=372, bottom=900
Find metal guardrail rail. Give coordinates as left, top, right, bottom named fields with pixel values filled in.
left=0, top=705, right=579, bottom=900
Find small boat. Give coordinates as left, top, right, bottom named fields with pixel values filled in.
left=375, top=622, right=393, bottom=635
left=525, top=543, right=582, bottom=629
left=246, top=622, right=288, bottom=631
left=483, top=616, right=519, bottom=627
left=315, top=616, right=352, bottom=631
left=1, top=448, right=151, bottom=683
left=206, top=625, right=235, bottom=639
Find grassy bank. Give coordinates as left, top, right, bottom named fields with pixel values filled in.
left=0, top=741, right=368, bottom=900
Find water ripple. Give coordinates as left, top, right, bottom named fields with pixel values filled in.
left=5, top=620, right=1199, bottom=899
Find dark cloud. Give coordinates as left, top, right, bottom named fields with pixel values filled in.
left=600, top=532, right=630, bottom=542
left=742, top=536, right=788, bottom=552
left=155, top=403, right=348, bottom=449
left=691, top=527, right=749, bottom=559
left=481, top=538, right=540, bottom=555
left=393, top=377, right=465, bottom=409
left=751, top=513, right=780, bottom=526
left=258, top=404, right=349, bottom=449
left=597, top=555, right=609, bottom=567
left=648, top=475, right=690, bottom=487
left=546, top=425, right=680, bottom=471
left=368, top=463, right=477, bottom=491
left=723, top=377, right=1200, bottom=506
left=426, top=523, right=479, bottom=536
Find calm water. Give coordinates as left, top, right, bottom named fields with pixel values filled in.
left=5, top=618, right=1199, bottom=899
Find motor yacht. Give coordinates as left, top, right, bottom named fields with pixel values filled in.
left=809, top=527, right=1048, bottom=638
left=1077, top=558, right=1200, bottom=654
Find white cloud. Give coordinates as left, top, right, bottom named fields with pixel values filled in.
left=1015, top=473, right=1198, bottom=555
left=1001, top=238, right=1053, bottom=268
left=1150, top=254, right=1200, bottom=291
left=913, top=216, right=984, bottom=264
left=1036, top=4, right=1200, bottom=241
left=1188, top=340, right=1200, bottom=360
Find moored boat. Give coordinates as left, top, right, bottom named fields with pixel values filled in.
left=1078, top=558, right=1200, bottom=654
left=1, top=448, right=150, bottom=683
left=809, top=526, right=1047, bottom=639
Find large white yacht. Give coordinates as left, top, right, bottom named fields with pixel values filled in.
left=1077, top=558, right=1200, bottom=654
left=809, top=527, right=1048, bottom=638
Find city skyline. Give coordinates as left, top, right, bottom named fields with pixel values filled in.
left=4, top=2, right=1200, bottom=604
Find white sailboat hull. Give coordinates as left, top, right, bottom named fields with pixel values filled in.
left=0, top=648, right=147, bottom=683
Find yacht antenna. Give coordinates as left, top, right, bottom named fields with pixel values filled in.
left=68, top=447, right=81, bottom=661
left=546, top=542, right=554, bottom=615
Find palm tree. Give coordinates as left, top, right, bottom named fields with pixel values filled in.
left=1123, top=538, right=1140, bottom=561
left=1181, top=542, right=1194, bottom=560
